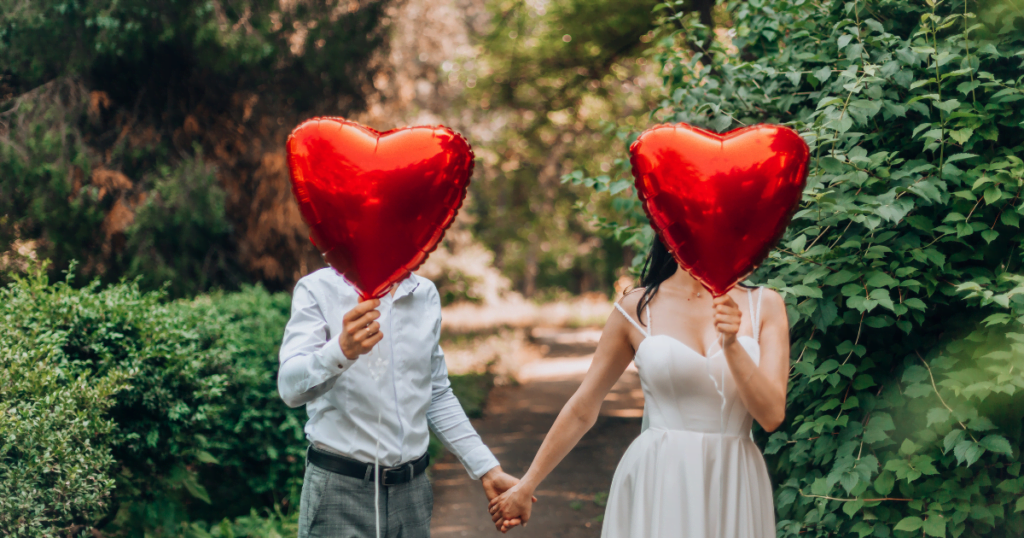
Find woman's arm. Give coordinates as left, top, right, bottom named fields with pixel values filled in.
left=488, top=303, right=639, bottom=531
left=713, top=289, right=790, bottom=431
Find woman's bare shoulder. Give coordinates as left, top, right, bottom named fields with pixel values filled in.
left=755, top=287, right=787, bottom=317
left=615, top=287, right=645, bottom=309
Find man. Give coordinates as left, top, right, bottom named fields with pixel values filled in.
left=278, top=268, right=521, bottom=537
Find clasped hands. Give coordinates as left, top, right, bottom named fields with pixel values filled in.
left=486, top=476, right=537, bottom=533
left=481, top=467, right=535, bottom=532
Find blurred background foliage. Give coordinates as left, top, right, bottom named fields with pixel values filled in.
left=10, top=0, right=1024, bottom=536
left=0, top=0, right=671, bottom=301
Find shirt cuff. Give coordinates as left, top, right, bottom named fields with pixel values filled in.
left=460, top=444, right=501, bottom=481
left=312, top=337, right=357, bottom=378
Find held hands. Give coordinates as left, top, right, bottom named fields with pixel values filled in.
left=712, top=293, right=742, bottom=347
left=340, top=299, right=383, bottom=360
left=488, top=481, right=537, bottom=533
left=481, top=468, right=536, bottom=532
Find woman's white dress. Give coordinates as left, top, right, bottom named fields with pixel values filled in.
left=601, top=288, right=776, bottom=538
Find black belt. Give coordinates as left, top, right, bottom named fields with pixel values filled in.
left=307, top=446, right=430, bottom=487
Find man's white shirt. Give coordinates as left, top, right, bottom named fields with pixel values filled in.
left=277, top=268, right=500, bottom=480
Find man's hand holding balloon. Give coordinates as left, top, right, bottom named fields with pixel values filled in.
left=339, top=299, right=383, bottom=360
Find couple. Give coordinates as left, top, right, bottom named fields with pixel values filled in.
left=277, top=237, right=789, bottom=538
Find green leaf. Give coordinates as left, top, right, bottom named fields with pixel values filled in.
left=895, top=517, right=924, bottom=532
left=865, top=271, right=898, bottom=288
left=183, top=473, right=212, bottom=504
left=811, top=298, right=839, bottom=332
left=869, top=288, right=895, bottom=311
left=924, top=517, right=946, bottom=537
left=979, top=434, right=1013, bottom=456
left=852, top=522, right=874, bottom=538
left=853, top=374, right=876, bottom=390
left=196, top=450, right=219, bottom=464
left=904, top=298, right=927, bottom=311
left=981, top=230, right=999, bottom=243
left=790, top=285, right=823, bottom=298
left=874, top=470, right=895, bottom=495
left=954, top=440, right=985, bottom=466
left=843, top=498, right=865, bottom=516
left=864, top=412, right=895, bottom=443
left=950, top=128, right=974, bottom=144
left=814, top=66, right=833, bottom=85
left=825, top=270, right=857, bottom=286
left=927, top=407, right=950, bottom=426
left=984, top=186, right=1003, bottom=205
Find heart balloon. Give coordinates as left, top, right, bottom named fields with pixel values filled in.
left=286, top=118, right=473, bottom=299
left=630, top=123, right=809, bottom=297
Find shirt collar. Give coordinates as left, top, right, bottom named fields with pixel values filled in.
left=391, top=274, right=420, bottom=301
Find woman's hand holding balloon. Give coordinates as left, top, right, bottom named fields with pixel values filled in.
left=712, top=293, right=742, bottom=347
left=340, top=299, right=383, bottom=360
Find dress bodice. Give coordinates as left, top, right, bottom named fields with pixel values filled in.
left=636, top=335, right=760, bottom=436
left=615, top=287, right=764, bottom=438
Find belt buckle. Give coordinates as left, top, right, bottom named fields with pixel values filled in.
left=380, top=462, right=414, bottom=487
left=380, top=464, right=401, bottom=487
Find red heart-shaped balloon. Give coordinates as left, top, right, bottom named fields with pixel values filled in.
left=286, top=118, right=473, bottom=299
left=630, top=123, right=809, bottom=296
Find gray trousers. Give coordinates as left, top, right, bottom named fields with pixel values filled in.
left=298, top=461, right=433, bottom=538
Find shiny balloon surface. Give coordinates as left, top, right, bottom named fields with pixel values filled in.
left=287, top=118, right=473, bottom=299
left=630, top=123, right=809, bottom=297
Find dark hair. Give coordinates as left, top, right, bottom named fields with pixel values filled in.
left=636, top=236, right=677, bottom=325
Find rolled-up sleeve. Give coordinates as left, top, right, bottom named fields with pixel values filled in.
left=277, top=281, right=358, bottom=408
left=425, top=307, right=500, bottom=480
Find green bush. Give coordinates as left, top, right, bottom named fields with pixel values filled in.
left=571, top=0, right=1024, bottom=536
left=0, top=298, right=127, bottom=537
left=0, top=267, right=303, bottom=536
left=0, top=264, right=497, bottom=536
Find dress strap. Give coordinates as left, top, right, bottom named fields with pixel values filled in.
left=754, top=287, right=764, bottom=343
left=613, top=302, right=650, bottom=338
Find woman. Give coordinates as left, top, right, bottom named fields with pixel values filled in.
left=488, top=238, right=789, bottom=537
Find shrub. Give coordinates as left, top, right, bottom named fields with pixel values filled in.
left=0, top=264, right=496, bottom=536
left=0, top=267, right=303, bottom=536
left=571, top=0, right=1024, bottom=536
left=0, top=292, right=127, bottom=536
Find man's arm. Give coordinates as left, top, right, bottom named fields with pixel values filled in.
left=425, top=323, right=532, bottom=531
left=424, top=334, right=501, bottom=479
left=277, top=282, right=382, bottom=408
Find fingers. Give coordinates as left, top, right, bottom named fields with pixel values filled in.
left=712, top=293, right=737, bottom=307
left=501, top=518, right=522, bottom=532
left=346, top=310, right=381, bottom=337
left=343, top=299, right=380, bottom=322
left=362, top=330, right=384, bottom=348
left=713, top=313, right=740, bottom=324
